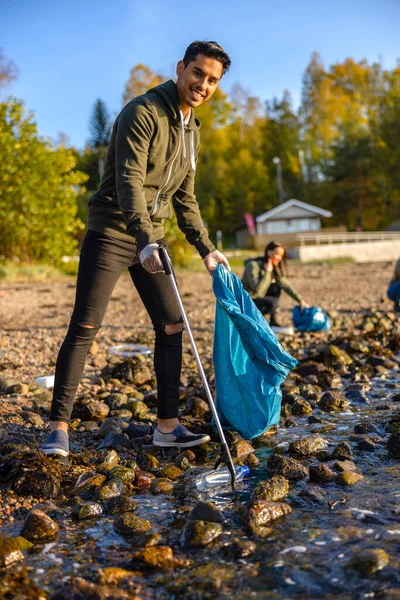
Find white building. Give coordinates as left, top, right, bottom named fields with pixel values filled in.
left=255, top=199, right=332, bottom=235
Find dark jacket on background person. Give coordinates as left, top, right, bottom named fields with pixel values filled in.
left=241, top=257, right=303, bottom=302
left=88, top=79, right=215, bottom=258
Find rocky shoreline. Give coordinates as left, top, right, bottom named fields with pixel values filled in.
left=1, top=263, right=400, bottom=599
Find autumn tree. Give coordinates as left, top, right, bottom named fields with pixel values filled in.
left=0, top=49, right=18, bottom=96
left=123, top=63, right=166, bottom=105
left=0, top=99, right=87, bottom=263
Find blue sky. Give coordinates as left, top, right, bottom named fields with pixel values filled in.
left=1, top=0, right=399, bottom=149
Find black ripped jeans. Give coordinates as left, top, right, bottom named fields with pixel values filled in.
left=50, top=230, right=182, bottom=423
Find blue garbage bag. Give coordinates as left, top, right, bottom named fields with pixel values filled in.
left=387, top=281, right=400, bottom=302
left=292, top=306, right=330, bottom=332
left=212, top=265, right=297, bottom=440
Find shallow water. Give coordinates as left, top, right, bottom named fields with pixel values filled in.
left=3, top=366, right=400, bottom=599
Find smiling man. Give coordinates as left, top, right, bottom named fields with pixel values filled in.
left=41, top=41, right=232, bottom=458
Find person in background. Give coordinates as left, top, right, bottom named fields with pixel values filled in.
left=242, top=241, right=309, bottom=327
left=387, top=258, right=400, bottom=313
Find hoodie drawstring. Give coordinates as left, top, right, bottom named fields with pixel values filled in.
left=190, top=131, right=196, bottom=171
left=180, top=111, right=186, bottom=166
left=179, top=110, right=196, bottom=171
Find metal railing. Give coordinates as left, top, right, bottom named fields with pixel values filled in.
left=297, top=231, right=400, bottom=246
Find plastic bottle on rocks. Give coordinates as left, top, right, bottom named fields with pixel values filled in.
left=195, top=465, right=250, bottom=491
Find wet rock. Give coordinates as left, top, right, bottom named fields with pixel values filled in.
left=345, top=389, right=369, bottom=403
left=291, top=398, right=313, bottom=416
left=309, top=464, right=336, bottom=483
left=0, top=377, right=17, bottom=392
left=21, top=509, right=58, bottom=542
left=105, top=496, right=138, bottom=515
left=134, top=470, right=156, bottom=487
left=133, top=545, right=187, bottom=568
left=77, top=401, right=110, bottom=422
left=6, top=382, right=30, bottom=395
left=243, top=500, right=292, bottom=527
left=289, top=434, right=327, bottom=457
left=387, top=432, right=400, bottom=458
left=334, top=460, right=357, bottom=472
left=268, top=455, right=308, bottom=481
left=299, top=384, right=322, bottom=403
left=96, top=432, right=131, bottom=451
left=94, top=417, right=127, bottom=439
left=110, top=358, right=152, bottom=386
left=114, top=514, right=152, bottom=536
left=126, top=421, right=151, bottom=439
left=150, top=478, right=174, bottom=494
left=323, top=345, right=353, bottom=367
left=9, top=454, right=62, bottom=499
left=220, top=538, right=256, bottom=559
left=184, top=397, right=210, bottom=418
left=110, top=466, right=136, bottom=485
left=137, top=450, right=160, bottom=472
left=72, top=501, right=103, bottom=520
left=251, top=475, right=290, bottom=502
left=174, top=450, right=196, bottom=465
left=97, top=477, right=126, bottom=501
left=128, top=400, right=149, bottom=420
left=308, top=416, right=325, bottom=424
left=354, top=422, right=380, bottom=435
left=21, top=411, right=44, bottom=427
left=160, top=465, right=183, bottom=480
left=0, top=435, right=36, bottom=455
left=298, top=487, right=327, bottom=503
left=332, top=441, right=353, bottom=460
left=189, top=501, right=225, bottom=523
left=345, top=548, right=389, bottom=575
left=231, top=440, right=255, bottom=461
left=106, top=392, right=128, bottom=410
left=98, top=566, right=137, bottom=585
left=182, top=520, right=223, bottom=549
left=284, top=417, right=297, bottom=428
left=245, top=452, right=260, bottom=468
left=68, top=472, right=106, bottom=497
left=357, top=436, right=379, bottom=452
left=53, top=577, right=131, bottom=600
left=79, top=420, right=100, bottom=431
left=336, top=471, right=364, bottom=486
left=0, top=535, right=24, bottom=567
left=15, top=536, right=34, bottom=552
left=310, top=424, right=336, bottom=434
left=316, top=449, right=333, bottom=461
left=109, top=409, right=132, bottom=420
left=319, top=390, right=350, bottom=412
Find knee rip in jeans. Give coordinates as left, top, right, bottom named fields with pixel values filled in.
left=165, top=322, right=184, bottom=336
left=69, top=320, right=100, bottom=338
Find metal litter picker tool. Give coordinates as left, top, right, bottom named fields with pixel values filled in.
left=158, top=246, right=237, bottom=491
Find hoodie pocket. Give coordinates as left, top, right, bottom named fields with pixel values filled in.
left=152, top=194, right=172, bottom=220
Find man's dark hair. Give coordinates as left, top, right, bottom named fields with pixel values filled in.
left=183, top=41, right=231, bottom=75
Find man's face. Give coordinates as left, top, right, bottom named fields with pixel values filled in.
left=176, top=54, right=223, bottom=111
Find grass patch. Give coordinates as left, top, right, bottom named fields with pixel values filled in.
left=0, top=260, right=78, bottom=280
left=303, top=256, right=356, bottom=265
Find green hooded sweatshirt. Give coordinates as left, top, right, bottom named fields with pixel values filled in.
left=88, top=80, right=215, bottom=258
left=241, top=257, right=303, bottom=302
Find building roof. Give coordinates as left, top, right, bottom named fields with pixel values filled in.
left=256, top=199, right=333, bottom=223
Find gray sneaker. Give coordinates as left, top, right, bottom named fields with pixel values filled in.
left=153, top=424, right=210, bottom=448
left=41, top=430, right=69, bottom=457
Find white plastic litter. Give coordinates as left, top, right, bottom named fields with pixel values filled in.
left=279, top=545, right=307, bottom=554
left=35, top=375, right=55, bottom=389
left=271, top=325, right=295, bottom=336
left=108, top=344, right=152, bottom=357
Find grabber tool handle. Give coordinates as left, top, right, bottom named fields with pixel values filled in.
left=157, top=245, right=237, bottom=491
